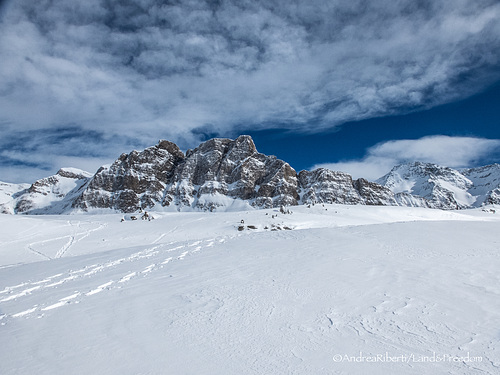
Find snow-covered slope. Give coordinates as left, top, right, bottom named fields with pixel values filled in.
left=0, top=168, right=92, bottom=215
left=0, top=181, right=30, bottom=214
left=0, top=205, right=499, bottom=374
left=462, top=164, right=500, bottom=206
left=377, top=162, right=499, bottom=209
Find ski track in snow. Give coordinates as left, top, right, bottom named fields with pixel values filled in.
left=2, top=208, right=499, bottom=374
left=0, top=237, right=219, bottom=320
left=24, top=221, right=108, bottom=261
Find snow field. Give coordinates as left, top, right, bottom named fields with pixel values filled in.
left=0, top=204, right=499, bottom=374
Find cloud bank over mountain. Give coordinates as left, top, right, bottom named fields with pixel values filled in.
left=1, top=0, right=499, bottom=181
left=314, top=136, right=500, bottom=180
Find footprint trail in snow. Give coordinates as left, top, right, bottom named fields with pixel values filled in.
left=0, top=238, right=221, bottom=321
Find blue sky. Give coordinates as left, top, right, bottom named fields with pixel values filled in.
left=247, top=81, right=500, bottom=179
left=0, top=0, right=499, bottom=183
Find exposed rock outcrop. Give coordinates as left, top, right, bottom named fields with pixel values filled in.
left=73, top=135, right=299, bottom=212
left=73, top=140, right=184, bottom=212
left=298, top=169, right=397, bottom=206
left=2, top=138, right=498, bottom=214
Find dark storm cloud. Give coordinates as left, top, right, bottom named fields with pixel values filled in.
left=1, top=0, right=500, bottom=181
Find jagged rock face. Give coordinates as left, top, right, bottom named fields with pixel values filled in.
left=73, top=141, right=184, bottom=212
left=380, top=162, right=500, bottom=208
left=164, top=135, right=299, bottom=210
left=56, top=168, right=91, bottom=180
left=484, top=188, right=500, bottom=205
left=3, top=138, right=498, bottom=215
left=298, top=169, right=397, bottom=206
left=298, top=169, right=364, bottom=205
left=0, top=182, right=30, bottom=214
left=352, top=178, right=398, bottom=206
left=378, top=162, right=475, bottom=209
left=73, top=135, right=299, bottom=213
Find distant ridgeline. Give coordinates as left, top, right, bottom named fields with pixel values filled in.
left=1, top=136, right=499, bottom=214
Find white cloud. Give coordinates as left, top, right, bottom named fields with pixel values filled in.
left=1, top=0, right=499, bottom=136
left=313, top=136, right=500, bottom=180
left=0, top=0, right=500, bottom=181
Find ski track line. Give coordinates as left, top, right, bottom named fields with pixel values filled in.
left=0, top=286, right=42, bottom=302
left=26, top=245, right=52, bottom=261
left=12, top=307, right=38, bottom=318
left=2, top=238, right=220, bottom=321
left=0, top=282, right=29, bottom=295
left=3, top=242, right=173, bottom=295
left=153, top=233, right=167, bottom=244
left=26, top=222, right=108, bottom=261
left=141, top=264, right=156, bottom=274
left=152, top=225, right=179, bottom=244
left=55, top=236, right=75, bottom=259
left=177, top=251, right=189, bottom=260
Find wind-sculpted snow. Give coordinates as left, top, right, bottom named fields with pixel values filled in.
left=0, top=206, right=499, bottom=374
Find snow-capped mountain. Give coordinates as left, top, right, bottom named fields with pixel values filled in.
left=377, top=162, right=500, bottom=209
left=72, top=136, right=300, bottom=213
left=73, top=135, right=400, bottom=212
left=0, top=182, right=30, bottom=214
left=2, top=136, right=399, bottom=214
left=461, top=164, right=500, bottom=206
left=1, top=168, right=92, bottom=214
left=1, top=138, right=498, bottom=214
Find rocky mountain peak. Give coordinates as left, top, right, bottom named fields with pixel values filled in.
left=6, top=168, right=92, bottom=214
left=56, top=168, right=92, bottom=180
left=164, top=135, right=298, bottom=210
left=157, top=140, right=184, bottom=158
left=72, top=141, right=184, bottom=213
left=2, top=138, right=498, bottom=214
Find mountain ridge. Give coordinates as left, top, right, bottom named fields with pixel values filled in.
left=377, top=161, right=500, bottom=210
left=1, top=136, right=498, bottom=214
